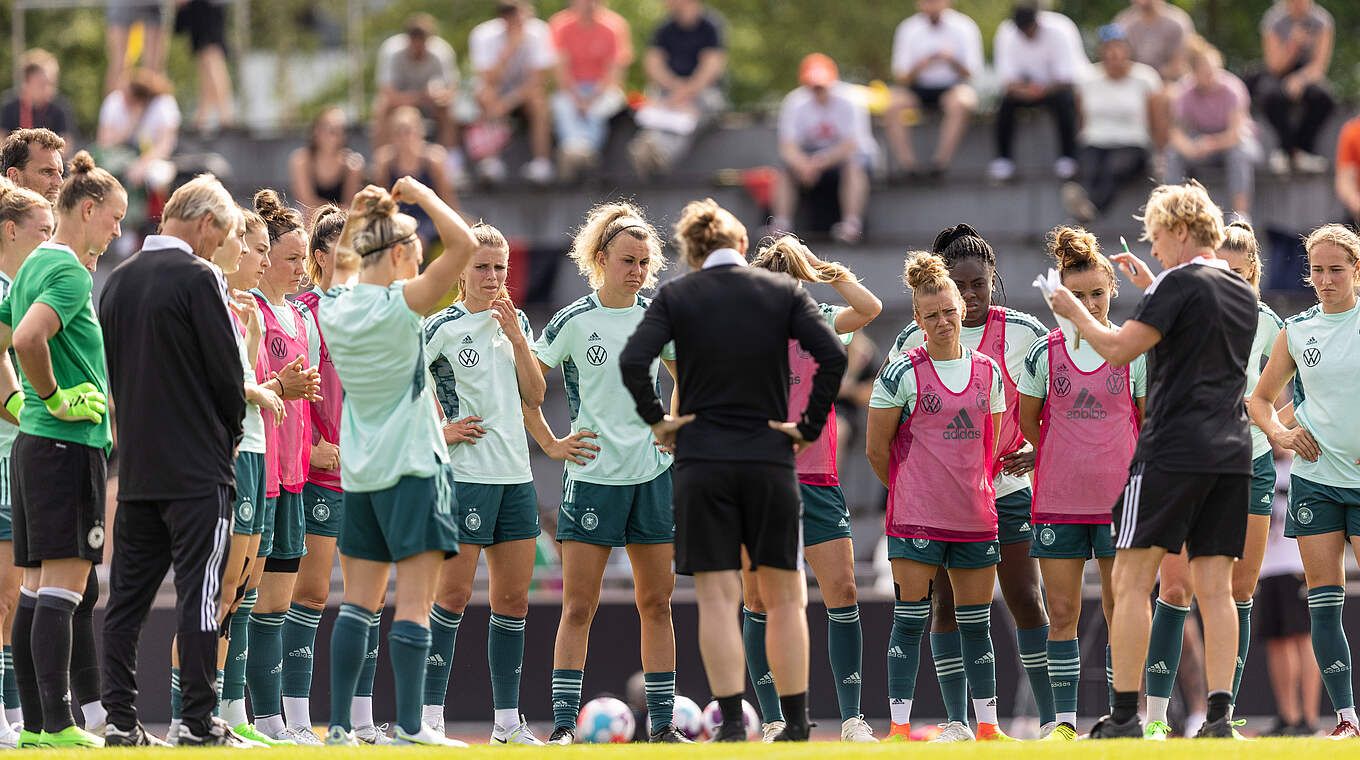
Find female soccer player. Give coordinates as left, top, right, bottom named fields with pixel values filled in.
left=319, top=179, right=476, bottom=747
left=1249, top=223, right=1360, bottom=740
left=422, top=223, right=547, bottom=744
left=745, top=236, right=881, bottom=742
left=868, top=251, right=1011, bottom=742
left=526, top=203, right=685, bottom=744
left=891, top=224, right=1054, bottom=739
left=1017, top=227, right=1145, bottom=741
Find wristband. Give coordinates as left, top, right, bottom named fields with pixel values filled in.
left=4, top=391, right=22, bottom=419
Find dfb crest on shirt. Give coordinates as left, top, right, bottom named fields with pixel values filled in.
left=270, top=336, right=287, bottom=359
left=458, top=348, right=479, bottom=368
left=1053, top=373, right=1072, bottom=397
left=586, top=345, right=608, bottom=366
left=974, top=392, right=988, bottom=411
left=1302, top=347, right=1322, bottom=367
left=919, top=392, right=943, bottom=414
left=1106, top=372, right=1126, bottom=395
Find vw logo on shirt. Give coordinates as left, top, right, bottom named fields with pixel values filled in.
left=1302, top=347, right=1322, bottom=367
left=458, top=348, right=479, bottom=368
left=1106, top=372, right=1126, bottom=395
left=919, top=393, right=943, bottom=414
left=1053, top=374, right=1072, bottom=397
left=270, top=336, right=287, bottom=359
left=586, top=345, right=608, bottom=366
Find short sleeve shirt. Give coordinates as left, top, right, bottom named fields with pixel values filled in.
left=890, top=9, right=984, bottom=89
left=375, top=33, right=458, bottom=93
left=1113, top=4, right=1195, bottom=74
left=1077, top=61, right=1162, bottom=148
left=650, top=12, right=724, bottom=78
left=0, top=243, right=110, bottom=450
left=317, top=282, right=447, bottom=492
left=97, top=91, right=180, bottom=149
left=1018, top=329, right=1148, bottom=400
left=777, top=82, right=873, bottom=158
left=424, top=302, right=534, bottom=484
left=533, top=293, right=675, bottom=486
left=468, top=17, right=556, bottom=90
left=871, top=348, right=1006, bottom=419
left=1284, top=303, right=1360, bottom=488
left=549, top=7, right=633, bottom=85
left=1336, top=115, right=1360, bottom=172
left=1129, top=259, right=1257, bottom=473
left=1173, top=70, right=1248, bottom=136
left=1261, top=2, right=1333, bottom=70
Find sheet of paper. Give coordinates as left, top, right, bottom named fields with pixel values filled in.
left=1032, top=268, right=1080, bottom=350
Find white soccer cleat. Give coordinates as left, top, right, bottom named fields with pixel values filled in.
left=931, top=721, right=976, bottom=742
left=280, top=725, right=324, bottom=745
left=841, top=716, right=876, bottom=742
left=491, top=717, right=543, bottom=745
left=354, top=723, right=394, bottom=745
left=325, top=726, right=358, bottom=746
left=761, top=720, right=785, bottom=743
left=395, top=723, right=467, bottom=747
left=1038, top=721, right=1057, bottom=739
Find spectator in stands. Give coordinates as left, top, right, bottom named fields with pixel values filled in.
left=1162, top=38, right=1258, bottom=221
left=549, top=0, right=633, bottom=182
left=769, top=54, right=872, bottom=245
left=106, top=0, right=166, bottom=96
left=289, top=106, right=365, bottom=219
left=1, top=49, right=74, bottom=145
left=372, top=106, right=457, bottom=246
left=468, top=0, right=556, bottom=185
left=1064, top=24, right=1161, bottom=222
left=1258, top=0, right=1335, bottom=175
left=628, top=0, right=727, bottom=179
left=990, top=4, right=1084, bottom=183
left=883, top=0, right=982, bottom=178
left=1113, top=0, right=1194, bottom=81
left=97, top=67, right=180, bottom=198
left=1335, top=113, right=1360, bottom=225
left=0, top=128, right=65, bottom=203
left=374, top=13, right=460, bottom=150
left=174, top=0, right=234, bottom=132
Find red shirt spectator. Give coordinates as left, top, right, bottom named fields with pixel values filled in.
left=1334, top=115, right=1360, bottom=218
left=549, top=5, right=633, bottom=85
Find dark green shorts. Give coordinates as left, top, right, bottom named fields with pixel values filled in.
left=268, top=488, right=307, bottom=560
left=887, top=536, right=1001, bottom=569
left=1285, top=475, right=1360, bottom=538
left=556, top=470, right=673, bottom=547
left=232, top=452, right=266, bottom=536
left=800, top=483, right=852, bottom=547
left=303, top=482, right=344, bottom=538
left=455, top=480, right=540, bottom=546
left=1250, top=452, right=1277, bottom=517
left=1030, top=522, right=1115, bottom=560
left=340, top=468, right=461, bottom=562
left=258, top=495, right=278, bottom=558
left=996, top=488, right=1033, bottom=545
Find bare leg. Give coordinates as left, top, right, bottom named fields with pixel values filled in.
left=1267, top=637, right=1302, bottom=724
left=627, top=543, right=677, bottom=673
left=755, top=566, right=808, bottom=695
left=551, top=542, right=611, bottom=670
left=838, top=162, right=868, bottom=227
left=1110, top=546, right=1168, bottom=692
left=935, top=85, right=977, bottom=169
left=883, top=88, right=919, bottom=171
left=693, top=571, right=744, bottom=697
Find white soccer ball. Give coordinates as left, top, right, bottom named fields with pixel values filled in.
left=671, top=695, right=704, bottom=740
left=577, top=696, right=635, bottom=743
left=700, top=699, right=759, bottom=740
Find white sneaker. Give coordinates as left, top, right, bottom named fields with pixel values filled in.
left=281, top=725, right=323, bottom=745
left=0, top=722, right=18, bottom=749
left=988, top=158, right=1016, bottom=183
left=761, top=720, right=785, bottom=743
left=491, top=717, right=543, bottom=745
left=166, top=719, right=181, bottom=747
left=354, top=723, right=394, bottom=745
left=1295, top=151, right=1329, bottom=174
left=931, top=721, right=976, bottom=742
left=325, top=726, right=358, bottom=747
left=1053, top=156, right=1079, bottom=180
left=521, top=158, right=554, bottom=185
left=256, top=723, right=298, bottom=744
left=1038, top=721, right=1057, bottom=739
left=478, top=157, right=507, bottom=184
left=424, top=714, right=445, bottom=736
left=1269, top=149, right=1291, bottom=175
left=395, top=723, right=467, bottom=747
left=841, top=716, right=876, bottom=742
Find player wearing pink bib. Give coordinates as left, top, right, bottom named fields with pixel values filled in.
left=745, top=237, right=881, bottom=742
left=1017, top=227, right=1145, bottom=741
left=868, top=252, right=1011, bottom=742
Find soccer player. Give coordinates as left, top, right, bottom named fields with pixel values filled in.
left=319, top=179, right=476, bottom=747
left=868, top=251, right=1011, bottom=743
left=0, top=151, right=123, bottom=748
left=422, top=222, right=547, bottom=744
left=527, top=203, right=687, bottom=745
left=1017, top=227, right=1145, bottom=741
left=1249, top=223, right=1360, bottom=739
left=1049, top=182, right=1256, bottom=739
left=747, top=236, right=881, bottom=742
left=891, top=224, right=1054, bottom=739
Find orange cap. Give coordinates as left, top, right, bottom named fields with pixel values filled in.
left=799, top=53, right=838, bottom=88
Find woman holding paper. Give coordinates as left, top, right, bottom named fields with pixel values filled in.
left=1017, top=226, right=1146, bottom=741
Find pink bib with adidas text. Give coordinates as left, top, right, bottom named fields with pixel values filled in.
left=787, top=338, right=838, bottom=485
left=255, top=293, right=312, bottom=494
left=295, top=291, right=342, bottom=492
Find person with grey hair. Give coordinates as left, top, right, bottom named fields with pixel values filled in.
left=97, top=173, right=250, bottom=746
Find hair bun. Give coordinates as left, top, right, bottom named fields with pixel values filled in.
left=253, top=188, right=284, bottom=216
left=1227, top=219, right=1254, bottom=234
left=1047, top=225, right=1099, bottom=270
left=353, top=186, right=397, bottom=220
left=68, top=150, right=96, bottom=175
left=932, top=223, right=981, bottom=253
left=904, top=251, right=950, bottom=291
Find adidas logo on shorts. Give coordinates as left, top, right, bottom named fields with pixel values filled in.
left=838, top=518, right=849, bottom=527
left=1148, top=660, right=1170, bottom=675
left=985, top=546, right=996, bottom=555
left=588, top=332, right=602, bottom=341
left=842, top=672, right=861, bottom=685
left=973, top=652, right=994, bottom=664
left=1324, top=660, right=1349, bottom=674
left=943, top=410, right=981, bottom=440
left=1066, top=388, right=1107, bottom=420
left=887, top=646, right=907, bottom=659
left=287, top=647, right=313, bottom=659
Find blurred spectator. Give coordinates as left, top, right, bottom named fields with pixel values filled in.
left=1334, top=112, right=1360, bottom=224
left=1162, top=38, right=1258, bottom=220
left=0, top=49, right=75, bottom=144
left=1112, top=0, right=1194, bottom=80
left=289, top=106, right=365, bottom=217
left=374, top=13, right=459, bottom=149
left=1063, top=24, right=1161, bottom=222
left=372, top=106, right=457, bottom=246
left=990, top=4, right=1085, bottom=183
left=628, top=0, right=727, bottom=179
left=1258, top=0, right=1335, bottom=175
left=467, top=0, right=556, bottom=185
left=884, top=0, right=982, bottom=177
left=769, top=54, right=872, bottom=245
left=96, top=67, right=180, bottom=198
left=173, top=0, right=234, bottom=132
left=0, top=128, right=65, bottom=203
left=105, top=0, right=166, bottom=96
left=549, top=0, right=633, bottom=181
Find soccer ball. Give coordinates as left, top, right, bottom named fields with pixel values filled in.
left=577, top=696, right=635, bottom=743
left=671, top=696, right=704, bottom=740
left=700, top=699, right=759, bottom=740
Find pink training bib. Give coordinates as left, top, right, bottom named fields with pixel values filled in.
left=255, top=293, right=312, bottom=494
left=1032, top=330, right=1139, bottom=523
left=978, top=306, right=1024, bottom=467
left=886, top=346, right=998, bottom=541
left=787, top=338, right=838, bottom=485
left=295, top=291, right=342, bottom=493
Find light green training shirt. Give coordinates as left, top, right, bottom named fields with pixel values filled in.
left=1286, top=302, right=1360, bottom=488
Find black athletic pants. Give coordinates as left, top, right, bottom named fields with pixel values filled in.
left=1257, top=74, right=1335, bottom=155
left=101, top=487, right=232, bottom=735
left=1078, top=145, right=1148, bottom=212
left=996, top=86, right=1078, bottom=161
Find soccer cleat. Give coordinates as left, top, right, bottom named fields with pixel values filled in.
left=1196, top=716, right=1232, bottom=738
left=395, top=723, right=467, bottom=747
left=325, top=726, right=359, bottom=746
left=233, top=722, right=289, bottom=746
left=280, top=725, right=324, bottom=745
left=1328, top=720, right=1359, bottom=739
left=1089, top=714, right=1144, bottom=739
left=650, top=724, right=692, bottom=743
left=490, top=717, right=543, bottom=746
left=1044, top=723, right=1078, bottom=741
left=16, top=729, right=41, bottom=749
left=1145, top=719, right=1172, bottom=740
left=840, top=716, right=876, bottom=742
left=0, top=722, right=18, bottom=749
left=771, top=722, right=809, bottom=742
left=1038, top=721, right=1057, bottom=739
left=40, top=725, right=104, bottom=748
left=354, top=723, right=394, bottom=744
left=760, top=720, right=784, bottom=743
left=884, top=722, right=912, bottom=741
left=710, top=721, right=749, bottom=742
left=104, top=722, right=171, bottom=747
left=977, top=722, right=1017, bottom=741
left=547, top=726, right=575, bottom=745
left=176, top=718, right=246, bottom=747
left=1229, top=719, right=1250, bottom=740
left=930, top=721, right=975, bottom=742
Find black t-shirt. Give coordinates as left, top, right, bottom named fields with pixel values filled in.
left=0, top=93, right=73, bottom=136
left=1130, top=260, right=1257, bottom=473
left=650, top=12, right=724, bottom=78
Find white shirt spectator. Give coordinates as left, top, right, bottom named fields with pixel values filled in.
left=468, top=16, right=556, bottom=92
left=1077, top=60, right=1162, bottom=147
left=890, top=8, right=984, bottom=90
left=777, top=81, right=874, bottom=160
left=375, top=33, right=458, bottom=94
left=994, top=10, right=1087, bottom=87
left=98, top=90, right=180, bottom=150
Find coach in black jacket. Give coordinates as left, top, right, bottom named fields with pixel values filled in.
left=620, top=199, right=846, bottom=742
left=97, top=175, right=245, bottom=746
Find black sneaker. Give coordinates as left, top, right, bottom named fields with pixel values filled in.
left=771, top=722, right=809, bottom=742
left=178, top=717, right=251, bottom=747
left=1089, top=714, right=1143, bottom=739
left=1196, top=716, right=1232, bottom=738
left=649, top=724, right=692, bottom=743
left=1291, top=721, right=1317, bottom=737
left=546, top=726, right=574, bottom=745
left=104, top=723, right=170, bottom=747
left=709, top=722, right=747, bottom=742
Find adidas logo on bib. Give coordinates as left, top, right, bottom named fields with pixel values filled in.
left=1066, top=388, right=1107, bottom=420
left=943, top=409, right=981, bottom=440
